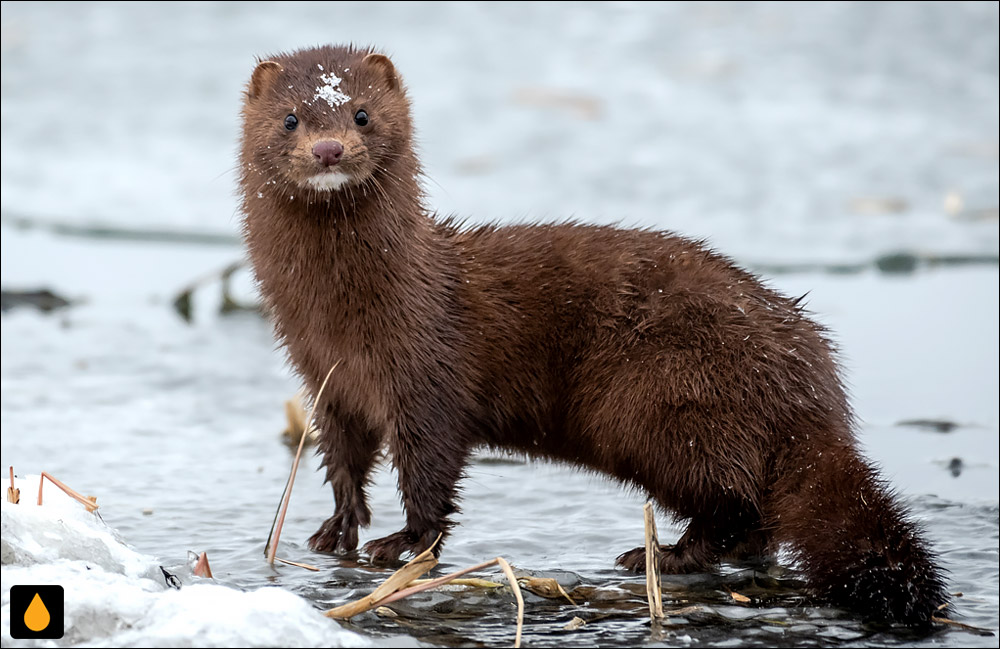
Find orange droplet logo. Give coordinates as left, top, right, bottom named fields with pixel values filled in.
left=24, top=593, right=50, bottom=632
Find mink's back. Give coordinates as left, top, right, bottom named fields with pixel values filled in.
left=445, top=221, right=851, bottom=484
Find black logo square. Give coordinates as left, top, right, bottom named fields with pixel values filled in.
left=9, top=585, right=64, bottom=639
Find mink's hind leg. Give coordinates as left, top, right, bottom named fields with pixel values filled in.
left=308, top=410, right=380, bottom=554
left=616, top=504, right=764, bottom=574
left=722, top=527, right=774, bottom=565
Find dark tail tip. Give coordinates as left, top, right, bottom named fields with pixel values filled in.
left=818, top=544, right=949, bottom=627
left=773, top=447, right=950, bottom=627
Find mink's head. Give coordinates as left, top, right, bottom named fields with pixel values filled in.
left=239, top=45, right=414, bottom=198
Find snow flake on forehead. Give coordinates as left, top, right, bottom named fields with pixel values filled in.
left=314, top=70, right=351, bottom=109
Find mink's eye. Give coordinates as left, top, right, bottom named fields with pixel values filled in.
left=284, top=114, right=298, bottom=131
left=354, top=110, right=369, bottom=127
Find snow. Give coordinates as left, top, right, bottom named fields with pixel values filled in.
left=314, top=73, right=351, bottom=109
left=1, top=475, right=368, bottom=648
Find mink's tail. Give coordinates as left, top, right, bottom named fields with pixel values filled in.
left=769, top=440, right=948, bottom=626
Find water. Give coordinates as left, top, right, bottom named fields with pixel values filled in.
left=2, top=2, right=997, bottom=647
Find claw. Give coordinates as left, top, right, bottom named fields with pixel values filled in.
left=616, top=544, right=689, bottom=574
left=615, top=546, right=649, bottom=573
left=363, top=528, right=436, bottom=564
left=309, top=510, right=360, bottom=553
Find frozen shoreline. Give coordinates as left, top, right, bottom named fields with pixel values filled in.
left=1, top=474, right=370, bottom=648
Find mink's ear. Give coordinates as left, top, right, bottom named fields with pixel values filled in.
left=248, top=60, right=282, bottom=100
left=362, top=53, right=400, bottom=91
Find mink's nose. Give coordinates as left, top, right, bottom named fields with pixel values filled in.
left=312, top=140, right=344, bottom=167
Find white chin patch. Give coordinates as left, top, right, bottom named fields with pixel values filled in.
left=307, top=171, right=351, bottom=191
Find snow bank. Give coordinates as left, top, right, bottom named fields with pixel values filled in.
left=1, top=475, right=368, bottom=647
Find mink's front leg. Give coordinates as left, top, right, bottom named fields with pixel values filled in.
left=363, top=417, right=469, bottom=562
left=308, top=409, right=380, bottom=554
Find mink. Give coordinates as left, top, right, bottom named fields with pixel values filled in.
left=238, top=45, right=948, bottom=626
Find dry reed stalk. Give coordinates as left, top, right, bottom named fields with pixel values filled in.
left=324, top=545, right=439, bottom=619
left=408, top=577, right=502, bottom=588
left=37, top=472, right=98, bottom=512
left=726, top=587, right=751, bottom=603
left=282, top=390, right=318, bottom=445
left=7, top=466, right=19, bottom=504
left=275, top=557, right=320, bottom=571
left=325, top=547, right=525, bottom=648
left=931, top=616, right=995, bottom=635
left=517, top=576, right=576, bottom=605
left=496, top=557, right=524, bottom=648
left=266, top=361, right=340, bottom=564
left=643, top=502, right=664, bottom=620
left=193, top=552, right=213, bottom=578
left=377, top=558, right=500, bottom=606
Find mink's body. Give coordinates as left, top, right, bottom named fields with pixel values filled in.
left=239, top=45, right=947, bottom=626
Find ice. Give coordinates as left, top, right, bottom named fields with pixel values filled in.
left=1, top=475, right=368, bottom=648
left=2, top=476, right=150, bottom=578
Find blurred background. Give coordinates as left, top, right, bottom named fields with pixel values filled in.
left=2, top=2, right=998, bottom=261
left=2, top=2, right=997, bottom=647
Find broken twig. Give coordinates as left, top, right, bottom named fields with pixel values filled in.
left=37, top=472, right=98, bottom=512
left=7, top=466, right=19, bottom=504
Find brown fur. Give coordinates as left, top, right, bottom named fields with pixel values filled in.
left=239, top=45, right=947, bottom=626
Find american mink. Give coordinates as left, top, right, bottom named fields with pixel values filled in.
left=239, top=45, right=948, bottom=626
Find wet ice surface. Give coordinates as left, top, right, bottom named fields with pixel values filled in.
left=1, top=228, right=996, bottom=647
left=2, top=2, right=998, bottom=648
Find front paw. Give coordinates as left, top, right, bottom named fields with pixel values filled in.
left=308, top=510, right=361, bottom=553
left=363, top=528, right=439, bottom=564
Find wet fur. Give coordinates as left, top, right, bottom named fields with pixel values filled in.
left=239, top=45, right=948, bottom=626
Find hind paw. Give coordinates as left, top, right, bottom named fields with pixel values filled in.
left=616, top=545, right=668, bottom=573
left=616, top=544, right=709, bottom=574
